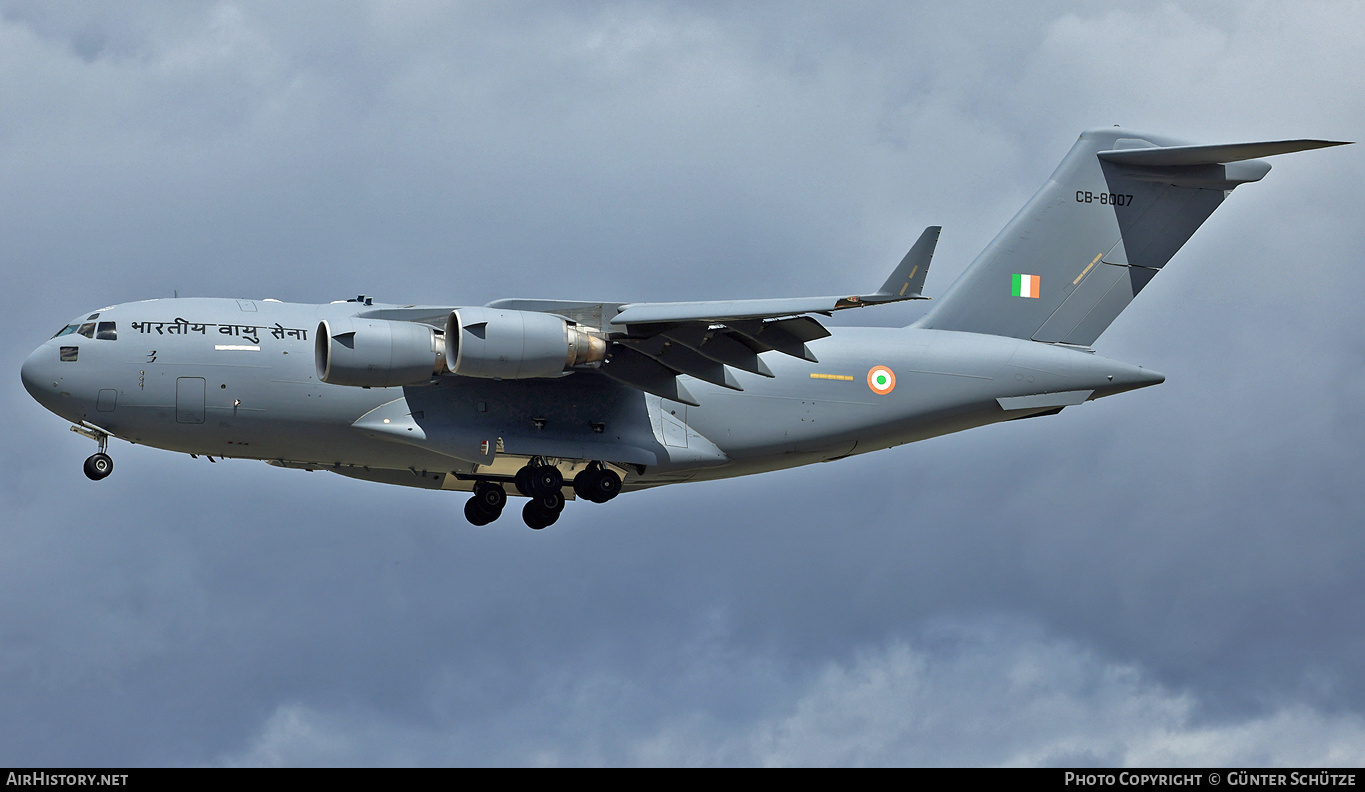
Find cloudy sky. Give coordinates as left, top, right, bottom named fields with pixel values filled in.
left=2, top=0, right=1363, bottom=767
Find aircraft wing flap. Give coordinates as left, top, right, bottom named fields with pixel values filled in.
left=617, top=336, right=744, bottom=391
left=724, top=318, right=823, bottom=362
left=610, top=296, right=851, bottom=327
left=668, top=328, right=774, bottom=377
left=599, top=345, right=700, bottom=406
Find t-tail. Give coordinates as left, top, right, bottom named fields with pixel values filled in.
left=916, top=128, right=1348, bottom=345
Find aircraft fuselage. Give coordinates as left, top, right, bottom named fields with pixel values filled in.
left=21, top=297, right=1162, bottom=495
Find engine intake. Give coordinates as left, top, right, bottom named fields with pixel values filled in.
left=445, top=307, right=607, bottom=379
left=316, top=318, right=445, bottom=387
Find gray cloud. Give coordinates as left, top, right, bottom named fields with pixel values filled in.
left=2, top=0, right=1363, bottom=766
left=215, top=620, right=1365, bottom=767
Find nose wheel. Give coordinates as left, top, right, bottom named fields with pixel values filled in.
left=74, top=423, right=114, bottom=481
left=83, top=452, right=113, bottom=481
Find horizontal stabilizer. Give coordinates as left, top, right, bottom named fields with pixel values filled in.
left=1098, top=139, right=1350, bottom=167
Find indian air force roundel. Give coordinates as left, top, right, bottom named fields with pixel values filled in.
left=867, top=366, right=896, bottom=395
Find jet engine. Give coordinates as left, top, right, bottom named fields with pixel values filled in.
left=315, top=318, right=446, bottom=387
left=445, top=307, right=608, bottom=379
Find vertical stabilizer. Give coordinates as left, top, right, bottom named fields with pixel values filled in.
left=916, top=129, right=1347, bottom=345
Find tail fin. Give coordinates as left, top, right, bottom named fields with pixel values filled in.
left=916, top=128, right=1348, bottom=345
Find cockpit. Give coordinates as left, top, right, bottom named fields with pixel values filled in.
left=52, top=313, right=117, bottom=342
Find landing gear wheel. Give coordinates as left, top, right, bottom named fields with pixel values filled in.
left=574, top=466, right=622, bottom=503
left=526, top=465, right=564, bottom=498
left=472, top=481, right=507, bottom=512
left=464, top=498, right=496, bottom=526
left=464, top=482, right=507, bottom=526
left=83, top=453, right=113, bottom=481
left=522, top=491, right=565, bottom=530
left=514, top=466, right=533, bottom=497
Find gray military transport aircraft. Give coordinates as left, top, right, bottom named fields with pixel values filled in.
left=21, top=129, right=1349, bottom=529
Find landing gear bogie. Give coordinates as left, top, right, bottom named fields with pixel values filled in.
left=464, top=497, right=497, bottom=526
left=573, top=464, right=622, bottom=503
left=522, top=491, right=564, bottom=530
left=463, top=481, right=507, bottom=526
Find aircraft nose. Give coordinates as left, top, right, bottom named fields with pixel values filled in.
left=21, top=344, right=56, bottom=407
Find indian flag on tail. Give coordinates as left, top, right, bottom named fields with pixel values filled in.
left=1012, top=273, right=1041, bottom=299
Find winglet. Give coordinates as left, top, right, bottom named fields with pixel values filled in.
left=872, top=225, right=940, bottom=301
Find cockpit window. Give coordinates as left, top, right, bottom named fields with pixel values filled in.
left=53, top=321, right=116, bottom=340
left=87, top=313, right=100, bottom=321
left=60, top=346, right=78, bottom=362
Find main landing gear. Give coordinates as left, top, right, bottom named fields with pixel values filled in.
left=513, top=459, right=565, bottom=530
left=521, top=491, right=564, bottom=531
left=463, top=481, right=507, bottom=527
left=461, top=460, right=624, bottom=530
left=572, top=462, right=622, bottom=504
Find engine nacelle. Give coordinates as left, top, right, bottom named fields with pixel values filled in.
left=315, top=318, right=445, bottom=387
left=445, top=307, right=607, bottom=379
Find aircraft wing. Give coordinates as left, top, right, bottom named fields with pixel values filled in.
left=608, top=225, right=939, bottom=325
left=485, top=225, right=941, bottom=405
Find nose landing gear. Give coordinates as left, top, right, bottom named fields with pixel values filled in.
left=83, top=452, right=113, bottom=481
left=73, top=423, right=114, bottom=481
